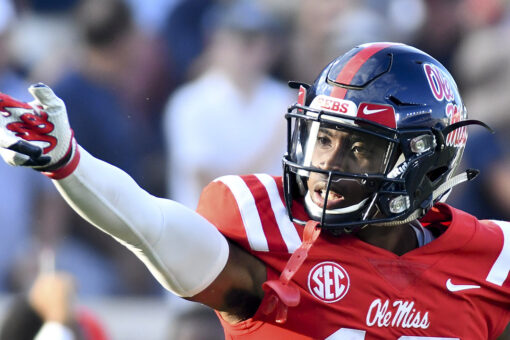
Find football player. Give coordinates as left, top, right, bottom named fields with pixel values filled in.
left=1, top=42, right=508, bottom=339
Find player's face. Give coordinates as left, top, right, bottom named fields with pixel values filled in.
left=306, top=126, right=388, bottom=210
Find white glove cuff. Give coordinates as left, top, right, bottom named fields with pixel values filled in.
left=42, top=137, right=80, bottom=179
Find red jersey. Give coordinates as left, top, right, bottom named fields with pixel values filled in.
left=196, top=174, right=510, bottom=340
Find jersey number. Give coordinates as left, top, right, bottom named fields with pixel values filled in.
left=326, top=328, right=459, bottom=340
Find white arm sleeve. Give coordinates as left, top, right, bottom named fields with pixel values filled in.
left=53, top=147, right=229, bottom=297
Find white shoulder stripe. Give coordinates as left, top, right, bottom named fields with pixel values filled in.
left=486, top=220, right=510, bottom=286
left=255, top=174, right=302, bottom=253
left=215, top=176, right=269, bottom=251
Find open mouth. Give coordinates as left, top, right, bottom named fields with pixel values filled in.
left=311, top=183, right=345, bottom=209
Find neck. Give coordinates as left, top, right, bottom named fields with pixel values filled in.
left=355, top=223, right=418, bottom=256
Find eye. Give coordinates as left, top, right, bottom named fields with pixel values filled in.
left=317, top=135, right=332, bottom=147
left=352, top=143, right=369, bottom=156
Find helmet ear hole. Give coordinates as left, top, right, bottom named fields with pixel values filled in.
left=426, top=166, right=448, bottom=183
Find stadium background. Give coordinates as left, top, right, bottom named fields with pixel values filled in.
left=0, top=0, right=509, bottom=339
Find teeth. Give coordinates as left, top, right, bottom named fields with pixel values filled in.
left=320, top=189, right=340, bottom=200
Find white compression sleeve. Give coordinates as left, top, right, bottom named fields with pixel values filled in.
left=52, top=147, right=229, bottom=297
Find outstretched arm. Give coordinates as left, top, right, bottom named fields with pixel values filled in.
left=54, top=145, right=266, bottom=320
left=55, top=146, right=230, bottom=297
left=0, top=85, right=266, bottom=320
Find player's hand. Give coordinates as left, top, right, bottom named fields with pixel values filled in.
left=0, top=83, right=76, bottom=173
left=29, top=272, right=76, bottom=324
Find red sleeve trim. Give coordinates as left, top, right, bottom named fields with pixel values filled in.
left=43, top=145, right=81, bottom=180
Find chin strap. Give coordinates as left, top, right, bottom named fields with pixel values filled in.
left=261, top=220, right=321, bottom=323
left=432, top=169, right=479, bottom=201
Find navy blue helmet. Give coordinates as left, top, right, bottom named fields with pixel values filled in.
left=283, top=42, right=490, bottom=233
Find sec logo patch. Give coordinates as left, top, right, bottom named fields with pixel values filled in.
left=308, top=261, right=350, bottom=303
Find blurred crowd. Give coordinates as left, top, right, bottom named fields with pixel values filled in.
left=1, top=0, right=510, bottom=338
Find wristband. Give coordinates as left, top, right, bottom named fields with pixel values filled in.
left=42, top=140, right=81, bottom=180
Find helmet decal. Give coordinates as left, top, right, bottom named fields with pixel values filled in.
left=330, top=42, right=400, bottom=99
left=445, top=103, right=467, bottom=147
left=357, top=103, right=396, bottom=128
left=309, top=95, right=357, bottom=116
left=298, top=85, right=306, bottom=106
left=423, top=63, right=455, bottom=102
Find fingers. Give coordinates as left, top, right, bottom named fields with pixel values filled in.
left=29, top=272, right=76, bottom=323
left=8, top=141, right=50, bottom=166
left=0, top=126, right=43, bottom=158
left=28, top=83, right=65, bottom=115
left=0, top=147, right=30, bottom=166
left=0, top=128, right=49, bottom=166
left=8, top=139, right=42, bottom=157
left=0, top=127, right=18, bottom=149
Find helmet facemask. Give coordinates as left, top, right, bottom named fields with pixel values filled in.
left=284, top=101, right=404, bottom=233
left=283, top=100, right=488, bottom=233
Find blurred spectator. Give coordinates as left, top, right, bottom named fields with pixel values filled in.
left=54, top=0, right=149, bottom=182
left=2, top=0, right=152, bottom=297
left=412, top=0, right=466, bottom=71
left=159, top=0, right=220, bottom=87
left=0, top=0, right=34, bottom=291
left=0, top=272, right=109, bottom=340
left=57, top=0, right=167, bottom=192
left=0, top=0, right=75, bottom=295
left=125, top=0, right=182, bottom=35
left=6, top=0, right=80, bottom=84
left=282, top=0, right=425, bottom=84
left=7, top=227, right=122, bottom=296
left=46, top=0, right=165, bottom=295
left=163, top=0, right=293, bottom=208
left=284, top=0, right=349, bottom=83
left=412, top=0, right=505, bottom=73
left=384, top=0, right=426, bottom=42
